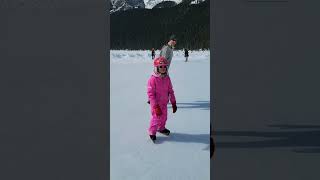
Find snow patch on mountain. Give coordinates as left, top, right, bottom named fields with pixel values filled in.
left=144, top=0, right=182, bottom=9
left=110, top=0, right=145, bottom=13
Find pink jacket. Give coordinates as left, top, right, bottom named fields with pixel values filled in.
left=147, top=73, right=176, bottom=108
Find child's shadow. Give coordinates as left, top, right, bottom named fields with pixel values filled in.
left=155, top=132, right=210, bottom=145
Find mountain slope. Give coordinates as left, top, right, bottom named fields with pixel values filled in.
left=145, top=0, right=182, bottom=9
left=153, top=1, right=178, bottom=9
left=110, top=0, right=209, bottom=50
left=110, top=0, right=145, bottom=13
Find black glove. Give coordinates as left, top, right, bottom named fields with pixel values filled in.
left=172, top=103, right=177, bottom=113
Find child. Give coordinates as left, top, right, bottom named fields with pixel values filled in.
left=147, top=57, right=177, bottom=142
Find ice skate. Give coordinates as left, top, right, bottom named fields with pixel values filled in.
left=159, top=128, right=170, bottom=136
left=149, top=135, right=156, bottom=142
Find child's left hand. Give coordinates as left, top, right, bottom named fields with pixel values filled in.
left=172, top=103, right=177, bottom=113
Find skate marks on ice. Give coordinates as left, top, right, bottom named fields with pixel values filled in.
left=171, top=101, right=210, bottom=111
left=214, top=124, right=320, bottom=153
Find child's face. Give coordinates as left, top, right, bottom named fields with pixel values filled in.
left=159, top=66, right=167, bottom=74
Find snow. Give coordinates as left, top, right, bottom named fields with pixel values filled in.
left=110, top=49, right=209, bottom=64
left=191, top=0, right=205, bottom=4
left=144, top=0, right=183, bottom=9
left=110, top=50, right=210, bottom=180
left=110, top=0, right=145, bottom=13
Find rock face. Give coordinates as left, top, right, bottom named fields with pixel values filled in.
left=109, top=0, right=205, bottom=13
left=152, top=1, right=178, bottom=9
left=109, top=0, right=189, bottom=13
left=110, top=0, right=145, bottom=13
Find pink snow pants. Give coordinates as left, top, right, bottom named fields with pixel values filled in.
left=148, top=104, right=168, bottom=135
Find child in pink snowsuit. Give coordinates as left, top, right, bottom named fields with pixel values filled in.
left=147, top=57, right=177, bottom=141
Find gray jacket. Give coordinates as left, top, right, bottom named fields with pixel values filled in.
left=160, top=45, right=173, bottom=69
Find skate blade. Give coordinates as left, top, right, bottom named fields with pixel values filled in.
left=159, top=132, right=170, bottom=136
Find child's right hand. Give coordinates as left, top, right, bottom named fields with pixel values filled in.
left=154, top=105, right=162, bottom=116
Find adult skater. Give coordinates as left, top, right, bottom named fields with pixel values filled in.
left=147, top=35, right=177, bottom=104
left=151, top=48, right=155, bottom=59
left=147, top=57, right=177, bottom=142
left=184, top=48, right=189, bottom=62
left=159, top=34, right=177, bottom=70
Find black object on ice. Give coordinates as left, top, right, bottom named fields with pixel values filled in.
left=159, top=128, right=170, bottom=136
left=210, top=123, right=215, bottom=158
left=210, top=137, right=214, bottom=158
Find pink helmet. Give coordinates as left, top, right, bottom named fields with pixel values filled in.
left=153, top=57, right=168, bottom=67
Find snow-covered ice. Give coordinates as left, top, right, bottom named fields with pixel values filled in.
left=110, top=50, right=210, bottom=180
